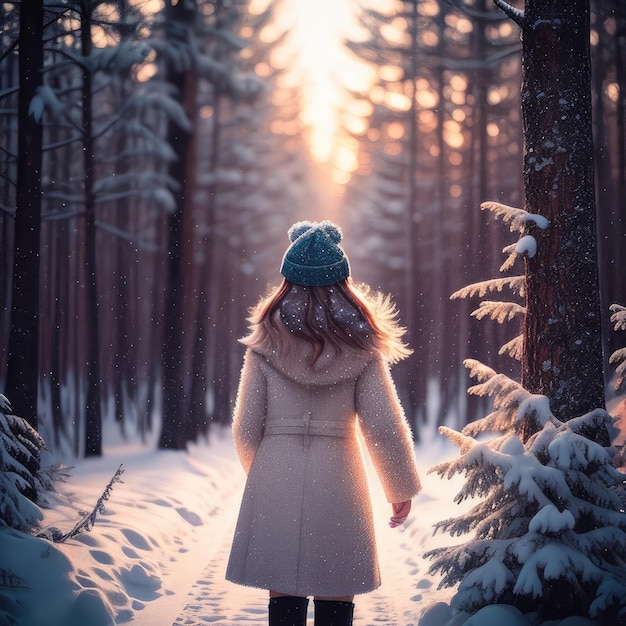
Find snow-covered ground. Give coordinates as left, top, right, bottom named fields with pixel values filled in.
left=0, top=414, right=619, bottom=626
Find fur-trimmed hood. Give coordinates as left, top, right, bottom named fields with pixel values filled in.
left=248, top=331, right=376, bottom=387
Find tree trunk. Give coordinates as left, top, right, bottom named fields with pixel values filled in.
left=81, top=12, right=102, bottom=457
left=188, top=85, right=221, bottom=438
left=159, top=0, right=198, bottom=450
left=516, top=0, right=605, bottom=425
left=5, top=0, right=44, bottom=428
left=404, top=0, right=425, bottom=433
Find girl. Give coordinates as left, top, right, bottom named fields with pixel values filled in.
left=226, top=221, right=422, bottom=626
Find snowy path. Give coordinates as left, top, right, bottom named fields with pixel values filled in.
left=163, top=443, right=454, bottom=626
left=37, top=427, right=459, bottom=626
left=170, top=487, right=431, bottom=626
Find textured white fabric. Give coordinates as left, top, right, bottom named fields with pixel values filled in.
left=226, top=341, right=421, bottom=597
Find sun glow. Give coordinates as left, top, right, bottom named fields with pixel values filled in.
left=275, top=0, right=376, bottom=183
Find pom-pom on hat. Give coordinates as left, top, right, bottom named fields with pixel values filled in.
left=280, top=220, right=350, bottom=287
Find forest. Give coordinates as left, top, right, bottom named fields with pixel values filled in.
left=1, top=0, right=625, bottom=460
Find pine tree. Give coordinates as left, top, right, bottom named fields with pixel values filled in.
left=0, top=395, right=44, bottom=532
left=425, top=364, right=626, bottom=622
left=429, top=159, right=626, bottom=622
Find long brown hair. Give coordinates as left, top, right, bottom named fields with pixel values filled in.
left=241, top=279, right=412, bottom=365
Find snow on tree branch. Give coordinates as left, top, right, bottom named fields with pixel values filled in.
left=451, top=276, right=525, bottom=300
left=609, top=304, right=626, bottom=392
left=29, top=84, right=65, bottom=123
left=481, top=201, right=549, bottom=233
left=0, top=396, right=45, bottom=532
left=471, top=300, right=525, bottom=324
left=498, top=335, right=523, bottom=361
left=610, top=304, right=626, bottom=331
left=463, top=359, right=498, bottom=383
left=499, top=243, right=518, bottom=272
left=436, top=426, right=477, bottom=456
left=609, top=349, right=626, bottom=391
left=516, top=234, right=537, bottom=258
left=426, top=400, right=626, bottom=619
left=461, top=360, right=559, bottom=439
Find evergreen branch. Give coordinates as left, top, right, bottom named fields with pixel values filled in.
left=39, top=465, right=124, bottom=543
left=609, top=349, right=626, bottom=390
left=437, top=426, right=477, bottom=455
left=481, top=201, right=548, bottom=233
left=609, top=304, right=626, bottom=331
left=500, top=243, right=519, bottom=272
left=0, top=395, right=10, bottom=413
left=451, top=276, right=525, bottom=300
left=463, top=359, right=497, bottom=383
left=463, top=407, right=515, bottom=438
left=461, top=361, right=558, bottom=439
left=467, top=372, right=525, bottom=409
left=471, top=300, right=525, bottom=324
left=498, top=335, right=523, bottom=361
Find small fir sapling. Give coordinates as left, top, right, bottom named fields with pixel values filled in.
left=427, top=203, right=626, bottom=622
left=0, top=394, right=46, bottom=532
left=1, top=394, right=124, bottom=542
left=425, top=363, right=626, bottom=621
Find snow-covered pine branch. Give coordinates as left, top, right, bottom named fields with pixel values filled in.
left=498, top=335, right=523, bottom=361
left=426, top=405, right=626, bottom=620
left=609, top=348, right=626, bottom=391
left=461, top=360, right=560, bottom=440
left=38, top=465, right=125, bottom=543
left=86, top=40, right=152, bottom=73
left=450, top=276, right=525, bottom=300
left=500, top=242, right=518, bottom=272
left=481, top=201, right=549, bottom=233
left=0, top=396, right=44, bottom=532
left=428, top=433, right=514, bottom=497
left=610, top=304, right=626, bottom=331
left=463, top=358, right=497, bottom=383
left=29, top=84, right=65, bottom=123
left=609, top=304, right=626, bottom=392
left=471, top=300, right=525, bottom=324
left=464, top=359, right=526, bottom=407
left=500, top=234, right=538, bottom=272
left=436, top=426, right=477, bottom=455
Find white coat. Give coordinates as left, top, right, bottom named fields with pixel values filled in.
left=226, top=336, right=422, bottom=597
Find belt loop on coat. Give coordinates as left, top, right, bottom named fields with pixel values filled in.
left=303, top=411, right=311, bottom=448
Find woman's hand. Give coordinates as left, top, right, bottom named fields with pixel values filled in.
left=389, top=500, right=411, bottom=528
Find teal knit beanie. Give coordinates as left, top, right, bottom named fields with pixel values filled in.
left=280, top=220, right=350, bottom=287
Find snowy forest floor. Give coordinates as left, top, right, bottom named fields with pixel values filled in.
left=31, top=422, right=463, bottom=626
left=11, top=401, right=625, bottom=626
left=168, top=433, right=453, bottom=626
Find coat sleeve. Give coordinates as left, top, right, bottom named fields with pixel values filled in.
left=232, top=349, right=267, bottom=473
left=356, top=357, right=422, bottom=503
